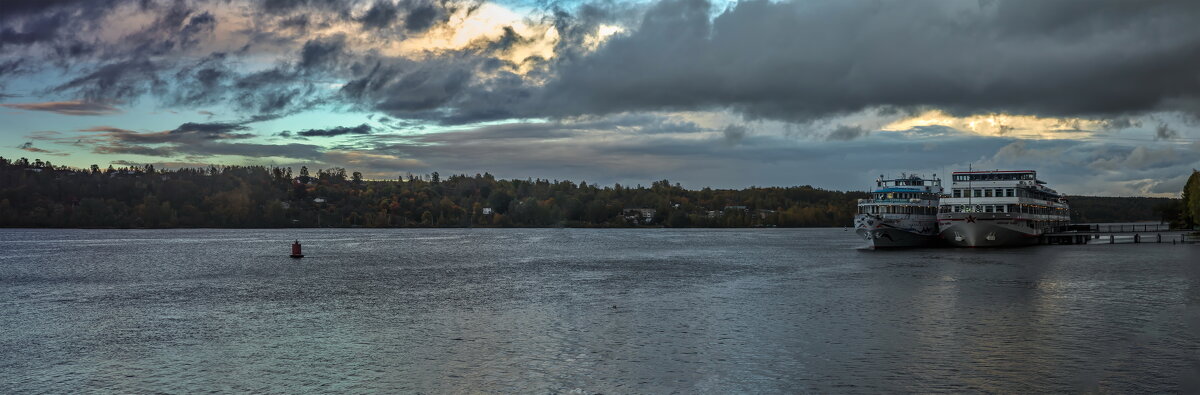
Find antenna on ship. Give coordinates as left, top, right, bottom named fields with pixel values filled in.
left=967, top=163, right=972, bottom=209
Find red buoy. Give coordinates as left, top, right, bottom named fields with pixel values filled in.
left=290, top=240, right=304, bottom=258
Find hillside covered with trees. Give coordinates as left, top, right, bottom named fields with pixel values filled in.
left=0, top=157, right=1184, bottom=228
left=0, top=157, right=864, bottom=228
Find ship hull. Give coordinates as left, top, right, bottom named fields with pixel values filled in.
left=937, top=214, right=1043, bottom=247
left=854, top=214, right=940, bottom=248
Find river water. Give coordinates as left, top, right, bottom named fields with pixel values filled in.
left=1, top=228, right=1197, bottom=393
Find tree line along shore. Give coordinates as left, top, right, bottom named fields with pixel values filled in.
left=0, top=157, right=1191, bottom=229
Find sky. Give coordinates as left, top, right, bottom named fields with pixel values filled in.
left=1, top=0, right=1199, bottom=196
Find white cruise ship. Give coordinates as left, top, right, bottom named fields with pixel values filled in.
left=936, top=170, right=1070, bottom=247
left=853, top=174, right=943, bottom=248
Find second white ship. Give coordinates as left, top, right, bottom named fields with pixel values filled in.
left=936, top=170, right=1070, bottom=247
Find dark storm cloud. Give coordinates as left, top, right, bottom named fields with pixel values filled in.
left=57, top=121, right=255, bottom=151
left=359, top=1, right=399, bottom=29
left=339, top=58, right=492, bottom=123
left=404, top=4, right=440, bottom=32
left=722, top=125, right=747, bottom=145
left=1155, top=123, right=1179, bottom=140
left=299, top=35, right=346, bottom=70
left=7, top=0, right=1200, bottom=135
left=1, top=101, right=121, bottom=116
left=68, top=121, right=324, bottom=160
left=826, top=125, right=869, bottom=141
left=0, top=11, right=69, bottom=47
left=0, top=0, right=121, bottom=18
left=93, top=140, right=325, bottom=159
left=170, top=54, right=233, bottom=107
left=232, top=67, right=317, bottom=114
left=0, top=59, right=26, bottom=76
left=178, top=11, right=217, bottom=49
left=51, top=59, right=163, bottom=102
left=1, top=0, right=531, bottom=123
left=172, top=122, right=251, bottom=136
left=278, top=14, right=311, bottom=31
left=538, top=0, right=1200, bottom=121
left=258, top=0, right=354, bottom=14
left=295, top=123, right=373, bottom=137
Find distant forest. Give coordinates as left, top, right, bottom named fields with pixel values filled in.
left=0, top=157, right=1182, bottom=228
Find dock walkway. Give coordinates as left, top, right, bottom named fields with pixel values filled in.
left=1042, top=224, right=1197, bottom=245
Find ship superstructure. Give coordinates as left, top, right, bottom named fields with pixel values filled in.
left=936, top=170, right=1070, bottom=247
left=853, top=174, right=943, bottom=248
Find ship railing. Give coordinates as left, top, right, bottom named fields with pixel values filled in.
left=1074, top=224, right=1173, bottom=233
left=857, top=198, right=927, bottom=204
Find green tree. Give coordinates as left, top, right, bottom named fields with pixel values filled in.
left=1183, top=170, right=1200, bottom=229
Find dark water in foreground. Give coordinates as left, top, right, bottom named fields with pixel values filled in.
left=1, top=228, right=1198, bottom=393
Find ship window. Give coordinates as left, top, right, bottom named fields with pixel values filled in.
left=973, top=189, right=982, bottom=198
left=1006, top=188, right=1015, bottom=197
left=954, top=189, right=962, bottom=198
left=984, top=189, right=993, bottom=197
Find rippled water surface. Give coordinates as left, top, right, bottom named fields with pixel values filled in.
left=1, top=228, right=1198, bottom=393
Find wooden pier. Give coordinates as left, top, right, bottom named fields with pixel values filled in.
left=1041, top=224, right=1197, bottom=245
